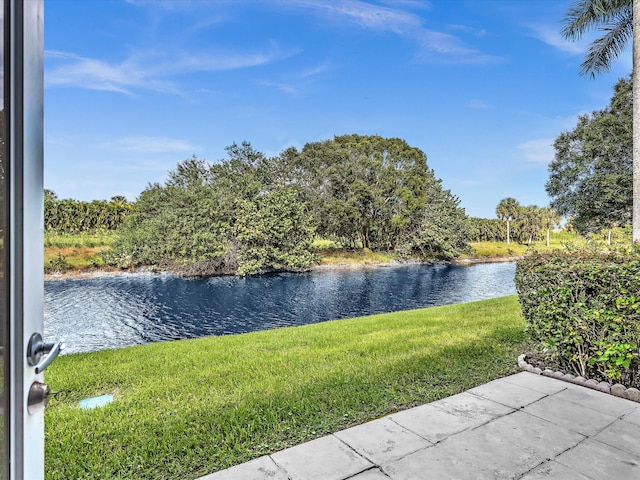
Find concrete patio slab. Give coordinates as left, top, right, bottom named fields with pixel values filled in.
left=554, top=383, right=637, bottom=416
left=523, top=394, right=617, bottom=436
left=397, top=410, right=584, bottom=479
left=555, top=438, right=640, bottom=479
left=519, top=460, right=592, bottom=480
left=622, top=405, right=640, bottom=426
left=269, top=434, right=373, bottom=480
left=429, top=391, right=515, bottom=420
left=383, top=444, right=494, bottom=480
left=501, top=371, right=568, bottom=395
left=467, top=377, right=551, bottom=408
left=348, top=468, right=392, bottom=479
left=594, top=418, right=640, bottom=457
left=198, top=455, right=287, bottom=480
left=200, top=373, right=640, bottom=480
left=333, top=416, right=432, bottom=464
left=388, top=392, right=512, bottom=443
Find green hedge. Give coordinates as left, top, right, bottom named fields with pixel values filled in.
left=515, top=252, right=639, bottom=387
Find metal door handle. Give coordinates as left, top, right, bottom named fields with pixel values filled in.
left=27, top=333, right=62, bottom=374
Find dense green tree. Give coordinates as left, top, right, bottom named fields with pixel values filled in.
left=546, top=76, right=632, bottom=234
left=466, top=217, right=506, bottom=243
left=117, top=166, right=230, bottom=272
left=116, top=149, right=316, bottom=276
left=519, top=205, right=543, bottom=245
left=286, top=134, right=469, bottom=256
left=399, top=187, right=471, bottom=259
left=562, top=0, right=640, bottom=243
left=496, top=198, right=520, bottom=245
left=235, top=186, right=316, bottom=275
left=116, top=135, right=471, bottom=274
left=43, top=190, right=133, bottom=233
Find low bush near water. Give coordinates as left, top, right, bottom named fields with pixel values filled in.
left=515, top=252, right=640, bottom=387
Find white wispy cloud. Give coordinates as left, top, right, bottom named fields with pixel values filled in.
left=378, top=0, right=430, bottom=10
left=45, top=44, right=297, bottom=95
left=50, top=0, right=499, bottom=99
left=526, top=24, right=585, bottom=55
left=258, top=61, right=332, bottom=97
left=105, top=136, right=197, bottom=154
left=447, top=24, right=487, bottom=37
left=279, top=0, right=499, bottom=64
left=281, top=0, right=422, bottom=34
left=417, top=30, right=501, bottom=64
left=45, top=50, right=146, bottom=95
left=517, top=138, right=554, bottom=165
left=466, top=99, right=494, bottom=110
left=300, top=62, right=332, bottom=78
left=256, top=80, right=299, bottom=95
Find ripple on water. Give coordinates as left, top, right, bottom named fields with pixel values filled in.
left=44, top=262, right=516, bottom=354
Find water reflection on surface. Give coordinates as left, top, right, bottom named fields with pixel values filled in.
left=45, top=262, right=516, bottom=354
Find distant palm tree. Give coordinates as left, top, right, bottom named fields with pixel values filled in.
left=541, top=206, right=562, bottom=247
left=520, top=205, right=544, bottom=246
left=496, top=197, right=520, bottom=245
left=562, top=0, right=640, bottom=243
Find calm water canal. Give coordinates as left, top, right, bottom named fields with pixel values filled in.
left=45, top=262, right=516, bottom=354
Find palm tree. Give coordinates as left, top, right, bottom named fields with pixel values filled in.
left=520, top=205, right=544, bottom=246
left=496, top=197, right=520, bottom=245
left=562, top=0, right=640, bottom=244
left=541, top=206, right=562, bottom=247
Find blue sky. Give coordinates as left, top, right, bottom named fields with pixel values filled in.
left=44, top=0, right=632, bottom=219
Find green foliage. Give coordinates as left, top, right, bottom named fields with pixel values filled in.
left=116, top=168, right=233, bottom=273
left=519, top=205, right=543, bottom=245
left=588, top=341, right=637, bottom=380
left=115, top=150, right=317, bottom=276
left=286, top=134, right=471, bottom=257
left=45, top=253, right=70, bottom=273
left=496, top=197, right=521, bottom=244
left=515, top=251, right=640, bottom=386
left=471, top=201, right=560, bottom=246
left=235, top=186, right=316, bottom=275
left=399, top=188, right=472, bottom=259
left=546, top=76, right=632, bottom=234
left=116, top=136, right=472, bottom=274
left=44, top=189, right=133, bottom=234
left=466, top=217, right=507, bottom=243
left=562, top=0, right=632, bottom=77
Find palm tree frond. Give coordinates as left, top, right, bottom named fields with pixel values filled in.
left=579, top=11, right=633, bottom=76
left=562, top=0, right=631, bottom=40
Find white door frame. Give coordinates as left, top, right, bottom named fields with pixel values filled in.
left=6, top=0, right=45, bottom=478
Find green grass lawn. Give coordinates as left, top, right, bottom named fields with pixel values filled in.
left=469, top=241, right=527, bottom=257
left=468, top=229, right=631, bottom=258
left=316, top=248, right=398, bottom=265
left=44, top=231, right=119, bottom=248
left=44, top=232, right=119, bottom=272
left=44, top=295, right=525, bottom=479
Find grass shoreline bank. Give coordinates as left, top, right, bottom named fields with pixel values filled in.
left=44, top=253, right=521, bottom=281
left=45, top=295, right=525, bottom=479
left=43, top=256, right=519, bottom=281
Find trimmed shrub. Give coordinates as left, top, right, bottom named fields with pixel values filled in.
left=515, top=252, right=640, bottom=387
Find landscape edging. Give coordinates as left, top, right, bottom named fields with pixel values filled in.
left=517, top=354, right=640, bottom=404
